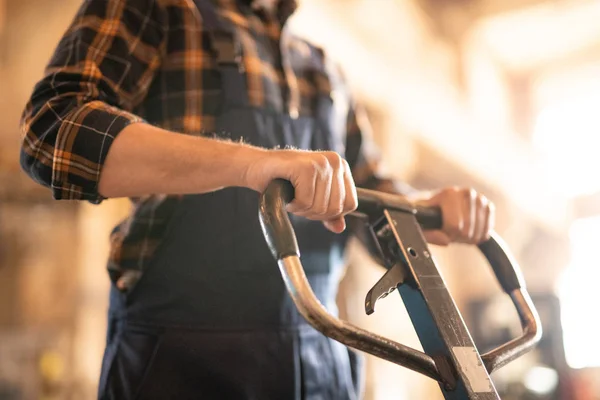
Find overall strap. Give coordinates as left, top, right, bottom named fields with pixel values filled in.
left=194, top=0, right=237, bottom=65
left=193, top=0, right=249, bottom=111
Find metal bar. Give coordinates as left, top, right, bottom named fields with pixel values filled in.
left=385, top=209, right=500, bottom=399
left=259, top=180, right=541, bottom=399
left=482, top=288, right=542, bottom=372
left=278, top=256, right=444, bottom=383
left=355, top=187, right=442, bottom=230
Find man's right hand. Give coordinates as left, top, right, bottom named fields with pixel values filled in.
left=244, top=149, right=358, bottom=233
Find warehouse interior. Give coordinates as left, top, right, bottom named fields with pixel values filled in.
left=1, top=0, right=600, bottom=399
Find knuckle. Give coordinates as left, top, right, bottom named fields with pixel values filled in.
left=342, top=158, right=351, bottom=171
left=302, top=159, right=316, bottom=175
left=326, top=152, right=343, bottom=168
left=440, top=186, right=460, bottom=199
left=314, top=154, right=330, bottom=169
left=476, top=194, right=485, bottom=207
left=463, top=187, right=477, bottom=199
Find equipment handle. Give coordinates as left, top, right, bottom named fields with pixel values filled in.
left=258, top=179, right=300, bottom=259
left=259, top=180, right=541, bottom=377
left=258, top=179, right=445, bottom=384
left=356, top=187, right=525, bottom=293
left=355, top=187, right=541, bottom=372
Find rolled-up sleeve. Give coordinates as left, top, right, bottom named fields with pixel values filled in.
left=19, top=0, right=166, bottom=203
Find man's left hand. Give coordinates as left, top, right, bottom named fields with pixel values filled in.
left=413, top=187, right=495, bottom=246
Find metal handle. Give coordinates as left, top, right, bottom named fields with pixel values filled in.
left=259, top=180, right=541, bottom=379
left=355, top=187, right=542, bottom=373
left=478, top=238, right=542, bottom=372
left=357, top=187, right=529, bottom=292
left=258, top=179, right=300, bottom=259
left=258, top=179, right=444, bottom=383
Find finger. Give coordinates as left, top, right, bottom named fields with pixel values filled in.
left=459, top=188, right=476, bottom=243
left=324, top=217, right=346, bottom=233
left=286, top=171, right=317, bottom=214
left=441, top=190, right=463, bottom=241
left=324, top=154, right=345, bottom=219
left=478, top=196, right=492, bottom=243
left=423, top=230, right=451, bottom=246
left=342, top=159, right=358, bottom=214
left=472, top=195, right=487, bottom=243
left=482, top=201, right=495, bottom=241
left=288, top=155, right=331, bottom=216
left=310, top=155, right=333, bottom=218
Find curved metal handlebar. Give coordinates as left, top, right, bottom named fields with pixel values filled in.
left=258, top=179, right=542, bottom=382
left=477, top=238, right=542, bottom=372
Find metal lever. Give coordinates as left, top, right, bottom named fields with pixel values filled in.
left=364, top=263, right=407, bottom=315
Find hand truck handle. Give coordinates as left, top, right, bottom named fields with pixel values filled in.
left=258, top=179, right=541, bottom=381
left=354, top=187, right=542, bottom=373
left=259, top=179, right=443, bottom=382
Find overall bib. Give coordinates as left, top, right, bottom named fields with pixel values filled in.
left=98, top=2, right=362, bottom=399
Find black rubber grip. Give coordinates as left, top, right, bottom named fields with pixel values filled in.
left=258, top=179, right=300, bottom=260
left=414, top=206, right=443, bottom=231
left=478, top=235, right=526, bottom=293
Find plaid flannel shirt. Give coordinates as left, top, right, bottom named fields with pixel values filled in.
left=20, top=0, right=394, bottom=289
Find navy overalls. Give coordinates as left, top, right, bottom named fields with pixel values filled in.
left=98, top=2, right=363, bottom=399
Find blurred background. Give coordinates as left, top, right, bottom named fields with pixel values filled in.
left=0, top=0, right=599, bottom=399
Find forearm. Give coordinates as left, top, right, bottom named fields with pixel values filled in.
left=98, top=123, right=266, bottom=198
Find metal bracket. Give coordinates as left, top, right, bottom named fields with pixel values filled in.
left=366, top=208, right=500, bottom=399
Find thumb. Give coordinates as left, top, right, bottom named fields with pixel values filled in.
left=423, top=230, right=451, bottom=246
left=323, top=217, right=346, bottom=234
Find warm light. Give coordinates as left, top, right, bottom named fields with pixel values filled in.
left=533, top=92, right=600, bottom=197
left=473, top=1, right=600, bottom=71
left=523, top=366, right=559, bottom=395
left=558, top=216, right=600, bottom=369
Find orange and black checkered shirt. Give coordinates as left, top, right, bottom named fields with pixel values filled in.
left=20, top=0, right=398, bottom=289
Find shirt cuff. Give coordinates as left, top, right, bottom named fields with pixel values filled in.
left=52, top=101, right=144, bottom=203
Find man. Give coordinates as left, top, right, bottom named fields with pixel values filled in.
left=20, top=0, right=494, bottom=399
